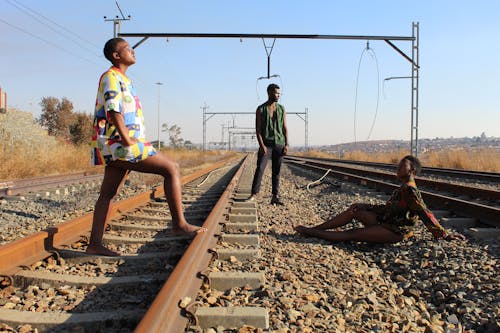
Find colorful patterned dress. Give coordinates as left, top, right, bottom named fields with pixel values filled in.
left=370, top=177, right=447, bottom=239
left=91, top=66, right=156, bottom=166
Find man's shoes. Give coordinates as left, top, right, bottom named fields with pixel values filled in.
left=270, top=195, right=284, bottom=205
left=248, top=195, right=256, bottom=202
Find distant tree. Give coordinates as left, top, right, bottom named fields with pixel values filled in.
left=69, top=112, right=93, bottom=145
left=38, top=96, right=74, bottom=140
left=161, top=123, right=184, bottom=147
left=38, top=97, right=59, bottom=136
left=168, top=124, right=184, bottom=147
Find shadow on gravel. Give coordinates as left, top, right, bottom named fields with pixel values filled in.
left=271, top=228, right=499, bottom=332
left=1, top=209, right=40, bottom=219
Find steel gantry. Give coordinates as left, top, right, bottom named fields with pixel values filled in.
left=201, top=109, right=308, bottom=152
left=120, top=22, right=420, bottom=155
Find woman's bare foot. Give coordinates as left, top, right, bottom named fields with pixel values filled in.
left=294, top=225, right=311, bottom=235
left=172, top=222, right=207, bottom=237
left=85, top=243, right=120, bottom=257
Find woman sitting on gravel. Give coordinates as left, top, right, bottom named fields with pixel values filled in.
left=294, top=155, right=465, bottom=243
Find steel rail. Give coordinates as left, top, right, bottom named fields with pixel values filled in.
left=285, top=156, right=500, bottom=203
left=0, top=158, right=239, bottom=276
left=0, top=172, right=104, bottom=196
left=286, top=159, right=500, bottom=227
left=134, top=155, right=249, bottom=333
left=287, top=155, right=500, bottom=183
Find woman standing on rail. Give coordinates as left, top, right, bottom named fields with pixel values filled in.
left=294, top=155, right=465, bottom=243
left=87, top=38, right=205, bottom=256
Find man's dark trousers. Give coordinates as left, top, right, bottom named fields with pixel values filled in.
left=251, top=144, right=284, bottom=196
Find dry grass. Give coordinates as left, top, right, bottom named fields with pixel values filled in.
left=159, top=148, right=240, bottom=176
left=0, top=136, right=92, bottom=180
left=0, top=135, right=239, bottom=181
left=299, top=148, right=500, bottom=172
left=420, top=148, right=500, bottom=172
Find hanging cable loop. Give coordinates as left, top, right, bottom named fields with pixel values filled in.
left=353, top=41, right=380, bottom=143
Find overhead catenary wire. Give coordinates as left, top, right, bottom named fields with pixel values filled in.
left=0, top=17, right=101, bottom=66
left=353, top=41, right=381, bottom=143
left=256, top=74, right=284, bottom=102
left=5, top=0, right=102, bottom=57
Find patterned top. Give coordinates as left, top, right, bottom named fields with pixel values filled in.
left=371, top=177, right=447, bottom=239
left=258, top=103, right=286, bottom=146
left=91, top=67, right=156, bottom=165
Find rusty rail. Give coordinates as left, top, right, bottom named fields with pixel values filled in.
left=134, top=155, right=248, bottom=333
left=0, top=158, right=239, bottom=276
left=285, top=156, right=500, bottom=202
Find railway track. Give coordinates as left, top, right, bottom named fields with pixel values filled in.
left=0, top=172, right=105, bottom=197
left=0, top=156, right=255, bottom=332
left=288, top=155, right=500, bottom=184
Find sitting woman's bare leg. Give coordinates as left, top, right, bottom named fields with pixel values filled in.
left=312, top=208, right=356, bottom=230
left=111, top=153, right=206, bottom=235
left=313, top=207, right=378, bottom=230
left=295, top=225, right=403, bottom=243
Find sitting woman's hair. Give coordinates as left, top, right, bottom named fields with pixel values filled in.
left=402, top=155, right=422, bottom=176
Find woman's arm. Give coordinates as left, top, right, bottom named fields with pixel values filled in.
left=408, top=186, right=464, bottom=240
left=108, top=111, right=137, bottom=146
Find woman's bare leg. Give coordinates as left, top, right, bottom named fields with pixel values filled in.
left=86, top=166, right=129, bottom=256
left=294, top=225, right=403, bottom=243
left=111, top=153, right=206, bottom=235
left=298, top=205, right=378, bottom=232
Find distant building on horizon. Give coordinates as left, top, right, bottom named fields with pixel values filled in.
left=0, top=86, right=7, bottom=113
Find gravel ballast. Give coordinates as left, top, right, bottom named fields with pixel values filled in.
left=1, top=163, right=498, bottom=333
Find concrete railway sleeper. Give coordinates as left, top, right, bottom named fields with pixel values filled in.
left=184, top=154, right=270, bottom=332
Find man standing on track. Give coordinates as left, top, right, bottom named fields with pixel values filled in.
left=249, top=83, right=289, bottom=205
left=87, top=37, right=205, bottom=256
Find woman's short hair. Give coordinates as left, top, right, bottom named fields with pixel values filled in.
left=402, top=155, right=422, bottom=175
left=103, top=38, right=126, bottom=62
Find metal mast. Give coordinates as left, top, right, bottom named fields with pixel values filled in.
left=411, top=22, right=420, bottom=157
left=104, top=1, right=131, bottom=37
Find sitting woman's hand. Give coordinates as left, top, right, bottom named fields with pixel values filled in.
left=444, top=232, right=466, bottom=241
left=350, top=203, right=369, bottom=212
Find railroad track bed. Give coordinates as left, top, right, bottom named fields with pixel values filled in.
left=0, top=173, right=160, bottom=246
left=1, top=157, right=498, bottom=332
left=0, top=162, right=241, bottom=332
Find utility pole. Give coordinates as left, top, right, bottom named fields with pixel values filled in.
left=201, top=103, right=210, bottom=151
left=104, top=1, right=131, bottom=37
left=155, top=82, right=163, bottom=149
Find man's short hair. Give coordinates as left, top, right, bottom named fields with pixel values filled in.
left=267, top=83, right=280, bottom=94
left=103, top=38, right=126, bottom=62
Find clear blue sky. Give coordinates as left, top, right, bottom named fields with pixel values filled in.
left=1, top=0, right=499, bottom=147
